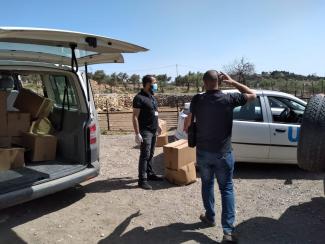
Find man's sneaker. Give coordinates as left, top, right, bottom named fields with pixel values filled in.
left=138, top=181, right=152, bottom=190
left=222, top=232, right=238, bottom=243
left=199, top=213, right=216, bottom=227
left=148, top=174, right=164, bottom=181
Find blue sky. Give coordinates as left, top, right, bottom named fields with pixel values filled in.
left=1, top=0, right=324, bottom=77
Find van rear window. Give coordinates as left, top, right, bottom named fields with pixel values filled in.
left=48, top=75, right=78, bottom=109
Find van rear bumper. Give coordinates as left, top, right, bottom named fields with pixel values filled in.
left=0, top=161, right=100, bottom=210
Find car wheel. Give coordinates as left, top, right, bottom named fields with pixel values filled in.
left=297, top=94, right=325, bottom=172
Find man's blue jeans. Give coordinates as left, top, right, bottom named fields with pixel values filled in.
left=197, top=149, right=235, bottom=234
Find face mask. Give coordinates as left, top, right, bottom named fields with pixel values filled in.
left=151, top=83, right=158, bottom=93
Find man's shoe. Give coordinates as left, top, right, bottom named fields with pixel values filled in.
left=222, top=232, right=238, bottom=243
left=199, top=213, right=216, bottom=227
left=147, top=174, right=164, bottom=181
left=138, top=181, right=152, bottom=190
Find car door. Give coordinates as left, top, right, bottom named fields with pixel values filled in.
left=265, top=95, right=306, bottom=164
left=232, top=95, right=271, bottom=162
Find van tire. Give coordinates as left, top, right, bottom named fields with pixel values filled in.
left=297, top=94, right=325, bottom=172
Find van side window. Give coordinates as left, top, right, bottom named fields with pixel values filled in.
left=233, top=96, right=263, bottom=122
left=48, top=75, right=78, bottom=109
left=20, top=74, right=44, bottom=96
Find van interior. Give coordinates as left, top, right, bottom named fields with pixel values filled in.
left=0, top=68, right=90, bottom=195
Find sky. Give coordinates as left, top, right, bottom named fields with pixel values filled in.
left=1, top=0, right=324, bottom=77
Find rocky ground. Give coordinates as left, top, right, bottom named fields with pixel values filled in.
left=0, top=134, right=325, bottom=244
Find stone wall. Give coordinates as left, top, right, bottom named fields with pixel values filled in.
left=94, top=93, right=194, bottom=112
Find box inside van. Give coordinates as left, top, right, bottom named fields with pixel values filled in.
left=0, top=70, right=93, bottom=195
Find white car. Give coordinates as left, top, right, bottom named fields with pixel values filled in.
left=175, top=90, right=307, bottom=164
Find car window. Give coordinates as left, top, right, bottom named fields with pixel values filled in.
left=48, top=75, right=78, bottom=110
left=20, top=74, right=44, bottom=96
left=233, top=97, right=263, bottom=122
left=269, top=96, right=305, bottom=112
left=268, top=96, right=305, bottom=124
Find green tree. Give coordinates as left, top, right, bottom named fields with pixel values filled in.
left=117, top=72, right=129, bottom=90
left=92, top=70, right=106, bottom=84
left=129, top=74, right=141, bottom=91
left=156, top=74, right=171, bottom=93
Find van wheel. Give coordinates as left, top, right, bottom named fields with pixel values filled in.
left=298, top=94, right=325, bottom=172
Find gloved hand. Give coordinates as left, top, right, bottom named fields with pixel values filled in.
left=135, top=133, right=143, bottom=145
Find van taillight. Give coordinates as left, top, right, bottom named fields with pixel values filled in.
left=89, top=123, right=97, bottom=145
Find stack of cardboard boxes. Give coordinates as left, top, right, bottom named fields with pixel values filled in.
left=156, top=119, right=168, bottom=147
left=0, top=90, right=28, bottom=170
left=15, top=89, right=57, bottom=162
left=163, top=139, right=197, bottom=186
left=0, top=88, right=57, bottom=171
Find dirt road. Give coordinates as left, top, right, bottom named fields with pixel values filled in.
left=0, top=134, right=325, bottom=244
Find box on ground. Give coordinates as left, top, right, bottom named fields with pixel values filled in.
left=156, top=133, right=168, bottom=147
left=22, top=132, right=57, bottom=162
left=0, top=137, right=11, bottom=148
left=0, top=91, right=8, bottom=136
left=14, top=88, right=53, bottom=119
left=7, top=112, right=31, bottom=136
left=163, top=139, right=196, bottom=170
left=165, top=162, right=197, bottom=186
left=0, top=148, right=25, bottom=171
left=158, top=119, right=167, bottom=135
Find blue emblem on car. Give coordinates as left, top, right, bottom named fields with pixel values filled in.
left=288, top=127, right=300, bottom=142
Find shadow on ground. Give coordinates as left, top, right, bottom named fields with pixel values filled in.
left=236, top=197, right=325, bottom=244
left=98, top=211, right=218, bottom=244
left=0, top=187, right=85, bottom=243
left=81, top=176, right=176, bottom=192
left=234, top=162, right=325, bottom=183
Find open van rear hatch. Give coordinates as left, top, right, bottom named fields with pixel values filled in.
left=0, top=27, right=148, bottom=67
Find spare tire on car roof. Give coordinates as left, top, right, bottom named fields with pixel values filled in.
left=297, top=94, right=325, bottom=172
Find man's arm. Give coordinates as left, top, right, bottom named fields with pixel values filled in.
left=220, top=72, right=257, bottom=102
left=132, top=108, right=141, bottom=134
left=183, top=113, right=192, bottom=133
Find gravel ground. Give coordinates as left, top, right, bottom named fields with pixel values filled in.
left=0, top=134, right=325, bottom=244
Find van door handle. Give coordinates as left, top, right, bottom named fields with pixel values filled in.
left=275, top=129, right=286, bottom=133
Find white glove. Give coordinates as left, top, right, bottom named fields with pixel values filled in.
left=135, top=133, right=143, bottom=145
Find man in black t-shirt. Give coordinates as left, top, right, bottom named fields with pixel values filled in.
left=132, top=75, right=163, bottom=190
left=185, top=70, right=256, bottom=243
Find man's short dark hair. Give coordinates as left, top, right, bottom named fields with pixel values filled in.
left=142, top=75, right=154, bottom=87
left=203, top=70, right=219, bottom=83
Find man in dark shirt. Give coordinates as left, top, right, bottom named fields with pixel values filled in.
left=185, top=70, right=256, bottom=243
left=132, top=75, right=163, bottom=190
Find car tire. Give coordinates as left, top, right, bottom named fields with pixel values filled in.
left=297, top=94, right=325, bottom=172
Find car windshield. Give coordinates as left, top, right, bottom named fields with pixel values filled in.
left=0, top=42, right=97, bottom=58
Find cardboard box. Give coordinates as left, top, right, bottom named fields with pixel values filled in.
left=0, top=137, right=11, bottom=147
left=163, top=140, right=196, bottom=170
left=14, top=88, right=53, bottom=119
left=22, top=132, right=57, bottom=162
left=165, top=162, right=197, bottom=186
left=156, top=133, right=168, bottom=147
left=7, top=112, right=31, bottom=136
left=11, top=136, right=23, bottom=146
left=0, top=148, right=25, bottom=170
left=30, top=118, right=53, bottom=135
left=158, top=119, right=167, bottom=135
left=0, top=91, right=8, bottom=136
